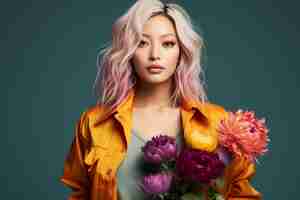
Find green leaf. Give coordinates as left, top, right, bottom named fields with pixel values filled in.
left=161, top=163, right=169, bottom=171
left=215, top=194, right=225, bottom=200
left=181, top=192, right=205, bottom=200
left=215, top=177, right=225, bottom=189
left=158, top=194, right=165, bottom=200
left=178, top=182, right=190, bottom=194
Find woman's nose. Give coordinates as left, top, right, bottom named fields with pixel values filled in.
left=149, top=44, right=160, bottom=61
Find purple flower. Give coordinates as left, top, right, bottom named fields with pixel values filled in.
left=140, top=172, right=173, bottom=195
left=176, top=148, right=225, bottom=183
left=142, top=135, right=177, bottom=164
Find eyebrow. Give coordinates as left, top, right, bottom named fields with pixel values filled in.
left=142, top=33, right=176, bottom=38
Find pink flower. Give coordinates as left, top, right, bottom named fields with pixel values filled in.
left=217, top=109, right=270, bottom=163
left=140, top=172, right=173, bottom=195
left=142, top=135, right=177, bottom=164
left=176, top=148, right=225, bottom=183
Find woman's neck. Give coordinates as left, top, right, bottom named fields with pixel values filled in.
left=133, top=80, right=176, bottom=111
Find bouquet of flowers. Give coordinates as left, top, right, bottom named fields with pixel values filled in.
left=139, top=109, right=270, bottom=200
left=139, top=135, right=226, bottom=200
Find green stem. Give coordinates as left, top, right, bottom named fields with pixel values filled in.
left=161, top=163, right=169, bottom=171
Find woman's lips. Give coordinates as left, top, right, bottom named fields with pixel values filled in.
left=146, top=64, right=165, bottom=70
left=147, top=65, right=165, bottom=73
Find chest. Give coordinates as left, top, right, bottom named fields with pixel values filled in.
left=131, top=107, right=182, bottom=141
left=85, top=107, right=217, bottom=181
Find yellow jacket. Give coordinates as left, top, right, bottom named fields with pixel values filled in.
left=60, top=88, right=262, bottom=200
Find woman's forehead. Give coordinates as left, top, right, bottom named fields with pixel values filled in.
left=142, top=15, right=177, bottom=37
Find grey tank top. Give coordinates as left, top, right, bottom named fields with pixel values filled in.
left=116, top=129, right=184, bottom=200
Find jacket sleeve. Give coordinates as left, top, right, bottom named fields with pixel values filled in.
left=223, top=155, right=262, bottom=200
left=60, top=111, right=91, bottom=200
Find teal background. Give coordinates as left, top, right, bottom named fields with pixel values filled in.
left=2, top=0, right=299, bottom=199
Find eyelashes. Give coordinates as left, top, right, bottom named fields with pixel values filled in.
left=137, top=40, right=147, bottom=48
left=137, top=40, right=177, bottom=48
left=163, top=41, right=176, bottom=48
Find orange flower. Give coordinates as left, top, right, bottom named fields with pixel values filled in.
left=217, top=109, right=270, bottom=163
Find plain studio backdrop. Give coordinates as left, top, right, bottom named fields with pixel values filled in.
left=1, top=0, right=299, bottom=199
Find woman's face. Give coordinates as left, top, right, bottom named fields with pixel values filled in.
left=131, top=15, right=180, bottom=85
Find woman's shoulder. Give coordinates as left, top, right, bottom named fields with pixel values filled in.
left=82, top=104, right=103, bottom=116
left=77, top=104, right=108, bottom=125
left=197, top=101, right=228, bottom=123
left=72, top=104, right=109, bottom=141
left=68, top=105, right=102, bottom=141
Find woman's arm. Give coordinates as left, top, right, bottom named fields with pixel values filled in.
left=60, top=111, right=90, bottom=200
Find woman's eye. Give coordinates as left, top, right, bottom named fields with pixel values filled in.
left=138, top=40, right=147, bottom=48
left=162, top=41, right=176, bottom=48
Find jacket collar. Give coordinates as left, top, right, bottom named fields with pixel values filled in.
left=94, top=87, right=208, bottom=124
left=93, top=86, right=209, bottom=147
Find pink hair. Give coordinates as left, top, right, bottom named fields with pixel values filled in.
left=93, top=0, right=208, bottom=111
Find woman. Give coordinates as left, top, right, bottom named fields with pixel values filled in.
left=60, top=0, right=262, bottom=199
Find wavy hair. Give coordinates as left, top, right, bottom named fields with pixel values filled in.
left=93, top=0, right=208, bottom=111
